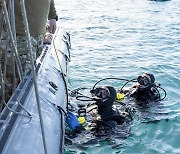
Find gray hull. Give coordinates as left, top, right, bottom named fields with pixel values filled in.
left=0, top=30, right=71, bottom=154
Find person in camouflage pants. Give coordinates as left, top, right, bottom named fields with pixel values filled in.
left=0, top=33, right=44, bottom=103
left=16, top=34, right=44, bottom=74
left=0, top=0, right=58, bottom=105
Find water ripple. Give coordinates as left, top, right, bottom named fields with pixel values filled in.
left=56, top=0, right=180, bottom=153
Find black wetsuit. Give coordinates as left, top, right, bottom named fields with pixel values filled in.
left=98, top=107, right=127, bottom=127
left=128, top=86, right=159, bottom=105
left=65, top=105, right=131, bottom=139
left=65, top=86, right=131, bottom=144
left=82, top=106, right=130, bottom=139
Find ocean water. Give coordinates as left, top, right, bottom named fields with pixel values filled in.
left=55, top=0, right=180, bottom=153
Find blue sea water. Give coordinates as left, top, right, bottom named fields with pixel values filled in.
left=55, top=0, right=180, bottom=153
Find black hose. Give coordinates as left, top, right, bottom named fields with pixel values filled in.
left=59, top=109, right=64, bottom=153
left=120, top=78, right=137, bottom=92
left=76, top=95, right=97, bottom=102
left=92, top=77, right=131, bottom=90
left=155, top=86, right=167, bottom=101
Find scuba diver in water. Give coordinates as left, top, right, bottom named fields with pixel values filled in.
left=66, top=86, right=132, bottom=138
left=119, top=73, right=166, bottom=106
left=65, top=73, right=166, bottom=144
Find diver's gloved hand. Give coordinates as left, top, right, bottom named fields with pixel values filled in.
left=66, top=112, right=80, bottom=130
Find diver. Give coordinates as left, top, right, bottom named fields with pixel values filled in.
left=66, top=86, right=132, bottom=138
left=65, top=74, right=166, bottom=142
left=120, top=73, right=166, bottom=106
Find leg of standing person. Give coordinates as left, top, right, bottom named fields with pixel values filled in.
left=0, top=32, right=44, bottom=102
left=16, top=34, right=44, bottom=75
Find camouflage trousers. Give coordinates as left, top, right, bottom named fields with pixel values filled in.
left=0, top=32, right=44, bottom=102
left=15, top=34, right=44, bottom=74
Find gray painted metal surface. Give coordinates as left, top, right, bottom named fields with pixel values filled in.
left=0, top=30, right=71, bottom=154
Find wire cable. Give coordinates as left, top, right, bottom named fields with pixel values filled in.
left=20, top=0, right=47, bottom=153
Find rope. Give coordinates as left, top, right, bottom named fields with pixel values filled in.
left=52, top=34, right=69, bottom=112
left=1, top=0, right=23, bottom=81
left=19, top=0, right=47, bottom=153
left=0, top=8, right=4, bottom=39
left=52, top=32, right=70, bottom=152
left=9, top=0, right=17, bottom=44
left=0, top=63, right=4, bottom=111
left=8, top=0, right=17, bottom=91
left=0, top=63, right=32, bottom=118
left=1, top=31, right=9, bottom=108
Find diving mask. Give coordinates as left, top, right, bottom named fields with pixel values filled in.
left=137, top=74, right=152, bottom=86
left=91, top=87, right=111, bottom=102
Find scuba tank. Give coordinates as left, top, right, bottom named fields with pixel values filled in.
left=77, top=104, right=89, bottom=128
